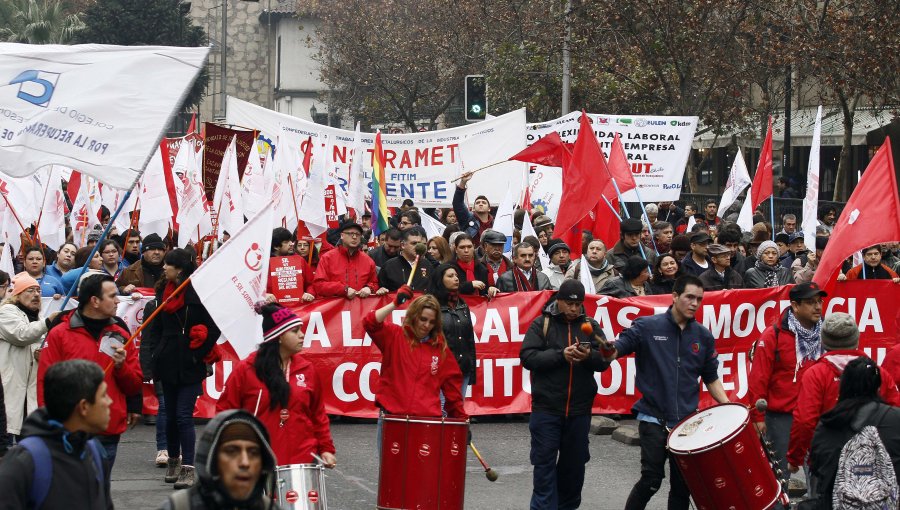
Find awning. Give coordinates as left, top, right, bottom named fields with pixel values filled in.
left=693, top=106, right=898, bottom=149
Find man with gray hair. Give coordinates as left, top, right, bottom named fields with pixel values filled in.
left=779, top=213, right=797, bottom=235
left=787, top=312, right=900, bottom=496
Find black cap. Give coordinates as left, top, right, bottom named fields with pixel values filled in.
left=690, top=232, right=711, bottom=244
left=339, top=218, right=364, bottom=233
left=774, top=232, right=790, bottom=244
left=141, top=233, right=166, bottom=252
left=480, top=229, right=506, bottom=245
left=546, top=240, right=571, bottom=258
left=557, top=279, right=585, bottom=302
left=789, top=232, right=805, bottom=244
left=620, top=218, right=643, bottom=234
left=789, top=281, right=827, bottom=301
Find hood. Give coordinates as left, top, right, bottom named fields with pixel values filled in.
left=21, top=407, right=63, bottom=439
left=195, top=410, right=278, bottom=507
left=21, top=408, right=92, bottom=457
left=823, top=350, right=864, bottom=375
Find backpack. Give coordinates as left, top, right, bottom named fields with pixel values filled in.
left=19, top=436, right=105, bottom=510
left=833, top=408, right=899, bottom=510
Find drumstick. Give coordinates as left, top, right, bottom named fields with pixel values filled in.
left=469, top=440, right=499, bottom=482
left=405, top=243, right=427, bottom=286
left=253, top=390, right=262, bottom=416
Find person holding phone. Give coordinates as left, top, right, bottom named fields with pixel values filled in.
left=519, top=280, right=610, bottom=509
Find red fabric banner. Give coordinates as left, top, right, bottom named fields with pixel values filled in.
left=138, top=281, right=899, bottom=418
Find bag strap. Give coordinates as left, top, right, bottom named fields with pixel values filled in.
left=86, top=439, right=105, bottom=486
left=169, top=489, right=192, bottom=510
left=19, top=436, right=52, bottom=510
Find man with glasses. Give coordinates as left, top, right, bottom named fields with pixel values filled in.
left=313, top=219, right=389, bottom=299
left=396, top=209, right=420, bottom=232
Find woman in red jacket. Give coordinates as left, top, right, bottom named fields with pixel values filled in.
left=216, top=303, right=336, bottom=468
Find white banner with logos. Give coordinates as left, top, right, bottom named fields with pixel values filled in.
left=227, top=96, right=527, bottom=207
left=526, top=112, right=697, bottom=219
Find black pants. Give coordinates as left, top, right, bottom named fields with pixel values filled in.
left=528, top=411, right=591, bottom=510
left=624, top=421, right=691, bottom=510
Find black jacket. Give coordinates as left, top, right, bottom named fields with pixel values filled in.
left=599, top=276, right=652, bottom=298
left=649, top=275, right=678, bottom=295
left=430, top=263, right=477, bottom=384
left=743, top=262, right=792, bottom=288
left=145, top=283, right=221, bottom=386
left=0, top=375, right=6, bottom=455
left=680, top=253, right=711, bottom=277
left=378, top=256, right=431, bottom=292
left=450, top=257, right=490, bottom=296
left=0, top=408, right=112, bottom=510
left=698, top=266, right=743, bottom=291
left=496, top=268, right=552, bottom=292
left=520, top=297, right=609, bottom=416
left=367, top=245, right=397, bottom=270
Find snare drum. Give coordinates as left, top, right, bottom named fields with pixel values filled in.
left=377, top=414, right=468, bottom=510
left=275, top=464, right=327, bottom=509
left=667, top=403, right=788, bottom=510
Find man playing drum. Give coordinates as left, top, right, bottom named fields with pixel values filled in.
left=600, top=275, right=730, bottom=510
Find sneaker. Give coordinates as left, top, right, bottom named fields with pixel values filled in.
left=173, top=465, right=195, bottom=489
left=155, top=450, right=169, bottom=467
left=164, top=457, right=181, bottom=483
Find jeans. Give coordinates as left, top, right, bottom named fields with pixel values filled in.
left=528, top=411, right=591, bottom=510
left=154, top=381, right=167, bottom=452
left=765, top=411, right=792, bottom=509
left=162, top=381, right=202, bottom=466
left=95, top=434, right=120, bottom=478
left=624, top=420, right=691, bottom=510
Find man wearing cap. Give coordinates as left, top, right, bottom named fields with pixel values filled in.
left=601, top=275, right=729, bottom=510
left=521, top=279, right=610, bottom=509
left=378, top=227, right=431, bottom=292
left=453, top=171, right=494, bottom=247
left=479, top=229, right=512, bottom=287
left=787, top=313, right=900, bottom=487
left=779, top=232, right=808, bottom=270
left=116, top=233, right=167, bottom=294
left=680, top=232, right=711, bottom=277
left=543, top=239, right=572, bottom=290
left=0, top=274, right=59, bottom=447
left=497, top=242, right=552, bottom=292
left=607, top=218, right=656, bottom=272
left=313, top=219, right=388, bottom=299
left=747, top=281, right=826, bottom=488
left=698, top=244, right=743, bottom=290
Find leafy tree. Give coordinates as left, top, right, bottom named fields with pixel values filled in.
left=0, top=0, right=84, bottom=44
left=75, top=0, right=209, bottom=110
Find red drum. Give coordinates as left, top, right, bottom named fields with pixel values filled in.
left=377, top=414, right=468, bottom=510
left=667, top=403, right=788, bottom=510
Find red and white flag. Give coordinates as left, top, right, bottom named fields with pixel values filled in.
left=70, top=171, right=101, bottom=246
left=346, top=123, right=368, bottom=218
left=802, top=106, right=823, bottom=251
left=38, top=166, right=67, bottom=250
left=240, top=142, right=271, bottom=219
left=213, top=136, right=245, bottom=237
left=191, top=201, right=274, bottom=359
left=176, top=141, right=212, bottom=247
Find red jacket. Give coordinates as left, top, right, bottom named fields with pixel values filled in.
left=38, top=311, right=143, bottom=436
left=747, top=312, right=817, bottom=422
left=882, top=343, right=900, bottom=392
left=216, top=351, right=335, bottom=465
left=312, top=245, right=379, bottom=297
left=362, top=311, right=466, bottom=418
left=787, top=349, right=900, bottom=466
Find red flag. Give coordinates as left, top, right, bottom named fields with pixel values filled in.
left=66, top=170, right=81, bottom=204
left=553, top=111, right=611, bottom=246
left=301, top=136, right=313, bottom=176
left=590, top=196, right=621, bottom=251
left=750, top=116, right=774, bottom=210
left=187, top=112, right=197, bottom=135
left=605, top=133, right=636, bottom=199
left=814, top=139, right=900, bottom=289
left=509, top=132, right=571, bottom=168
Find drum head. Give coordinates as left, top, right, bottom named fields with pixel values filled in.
left=667, top=403, right=749, bottom=453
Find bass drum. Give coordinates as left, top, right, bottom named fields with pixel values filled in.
left=275, top=464, right=327, bottom=509
left=667, top=403, right=788, bottom=510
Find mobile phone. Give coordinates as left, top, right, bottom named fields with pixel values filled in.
left=578, top=341, right=592, bottom=349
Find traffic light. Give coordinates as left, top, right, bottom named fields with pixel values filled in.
left=465, top=75, right=487, bottom=122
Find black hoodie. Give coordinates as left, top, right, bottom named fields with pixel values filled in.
left=0, top=408, right=112, bottom=510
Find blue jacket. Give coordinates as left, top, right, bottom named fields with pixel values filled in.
left=452, top=186, right=492, bottom=244
left=35, top=274, right=64, bottom=297
left=614, top=308, right=720, bottom=426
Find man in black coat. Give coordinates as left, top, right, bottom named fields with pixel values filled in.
left=378, top=227, right=431, bottom=291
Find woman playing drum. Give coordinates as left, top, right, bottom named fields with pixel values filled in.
left=216, top=303, right=336, bottom=468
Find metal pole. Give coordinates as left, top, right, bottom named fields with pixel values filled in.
left=561, top=0, right=572, bottom=115
left=221, top=0, right=228, bottom=117
left=267, top=0, right=272, bottom=108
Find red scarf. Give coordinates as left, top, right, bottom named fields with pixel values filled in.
left=457, top=259, right=476, bottom=282
left=512, top=267, right=537, bottom=291
left=161, top=282, right=186, bottom=312
left=486, top=258, right=508, bottom=287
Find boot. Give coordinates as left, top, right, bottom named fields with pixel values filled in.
left=173, top=465, right=195, bottom=489
left=164, top=457, right=181, bottom=483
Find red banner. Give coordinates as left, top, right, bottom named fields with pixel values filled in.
left=137, top=281, right=899, bottom=418
left=201, top=123, right=256, bottom=200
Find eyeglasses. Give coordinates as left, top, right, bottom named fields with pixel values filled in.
left=342, top=232, right=361, bottom=238
left=22, top=288, right=41, bottom=295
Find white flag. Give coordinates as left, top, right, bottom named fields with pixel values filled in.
left=176, top=142, right=212, bottom=247
left=298, top=141, right=329, bottom=238
left=70, top=173, right=101, bottom=246
left=137, top=147, right=173, bottom=238
left=737, top=185, right=754, bottom=232
left=492, top=185, right=516, bottom=256
left=0, top=233, right=13, bottom=277
left=240, top=142, right=270, bottom=219
left=273, top=136, right=303, bottom=231
left=522, top=209, right=550, bottom=269
left=38, top=166, right=67, bottom=250
left=578, top=255, right=596, bottom=295
left=213, top=136, right=245, bottom=237
left=0, top=171, right=42, bottom=227
left=100, top=179, right=135, bottom=234
left=346, top=122, right=367, bottom=218
left=191, top=201, right=274, bottom=359
left=802, top=106, right=823, bottom=250
left=0, top=44, right=209, bottom=190
left=420, top=211, right=446, bottom=240
left=718, top=148, right=751, bottom=218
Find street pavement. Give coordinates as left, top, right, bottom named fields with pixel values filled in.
left=112, top=415, right=673, bottom=509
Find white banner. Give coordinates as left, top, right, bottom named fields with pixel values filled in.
left=226, top=96, right=527, bottom=207
left=526, top=112, right=698, bottom=219
left=0, top=44, right=209, bottom=190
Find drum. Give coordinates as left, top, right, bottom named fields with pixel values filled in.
left=667, top=403, right=788, bottom=510
left=275, top=464, right=327, bottom=509
left=377, top=414, right=468, bottom=510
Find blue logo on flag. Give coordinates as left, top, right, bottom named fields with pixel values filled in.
left=9, top=70, right=60, bottom=107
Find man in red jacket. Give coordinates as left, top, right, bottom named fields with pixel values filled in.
left=747, top=281, right=826, bottom=480
left=313, top=219, right=388, bottom=299
left=37, top=273, right=142, bottom=470
left=787, top=312, right=900, bottom=497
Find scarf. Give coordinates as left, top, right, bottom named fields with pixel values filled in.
left=512, top=267, right=537, bottom=291
left=755, top=259, right=779, bottom=287
left=485, top=258, right=508, bottom=287
left=788, top=310, right=822, bottom=381
left=457, top=259, right=476, bottom=282
left=15, top=302, right=40, bottom=323
left=142, top=259, right=164, bottom=287
left=161, top=281, right=186, bottom=312
left=587, top=259, right=609, bottom=277
left=446, top=291, right=459, bottom=310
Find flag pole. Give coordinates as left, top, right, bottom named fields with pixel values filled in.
left=609, top=177, right=651, bottom=264
left=632, top=186, right=660, bottom=255
left=449, top=160, right=508, bottom=183
left=33, top=175, right=54, bottom=235
left=600, top=195, right=622, bottom=222
left=770, top=195, right=776, bottom=241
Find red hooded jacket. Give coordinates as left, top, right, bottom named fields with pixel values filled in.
left=362, top=311, right=466, bottom=418
left=787, top=349, right=900, bottom=466
left=216, top=351, right=335, bottom=465
left=312, top=245, right=379, bottom=297
left=38, top=311, right=142, bottom=436
left=882, top=342, right=900, bottom=392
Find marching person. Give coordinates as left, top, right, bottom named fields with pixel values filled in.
left=453, top=171, right=495, bottom=246
left=378, top=227, right=431, bottom=291
left=601, top=275, right=730, bottom=510
left=22, top=246, right=64, bottom=297
left=144, top=249, right=220, bottom=489
left=450, top=233, right=495, bottom=297
left=542, top=240, right=572, bottom=290
left=116, top=233, right=167, bottom=294
left=313, top=219, right=388, bottom=299
left=845, top=245, right=900, bottom=282
left=266, top=228, right=314, bottom=305
left=599, top=255, right=652, bottom=298
left=698, top=243, right=743, bottom=290
left=520, top=280, right=610, bottom=509
left=216, top=303, right=336, bottom=468
left=480, top=229, right=512, bottom=288
left=607, top=218, right=656, bottom=271
left=98, top=240, right=125, bottom=279
left=429, top=264, right=477, bottom=399
left=60, top=247, right=103, bottom=294
left=497, top=242, right=552, bottom=292
left=679, top=232, right=711, bottom=277
left=368, top=228, right=402, bottom=269
left=44, top=242, right=77, bottom=281
left=744, top=240, right=793, bottom=288
left=564, top=239, right=616, bottom=290
left=648, top=254, right=683, bottom=295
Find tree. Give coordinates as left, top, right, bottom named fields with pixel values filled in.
left=75, top=0, right=209, bottom=110
left=0, top=0, right=84, bottom=44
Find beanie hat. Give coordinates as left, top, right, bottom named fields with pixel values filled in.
left=141, top=233, right=166, bottom=252
left=546, top=240, right=571, bottom=258
left=260, top=303, right=304, bottom=343
left=11, top=273, right=40, bottom=296
left=756, top=240, right=779, bottom=258
left=821, top=312, right=860, bottom=351
left=218, top=421, right=261, bottom=446
left=557, top=279, right=585, bottom=302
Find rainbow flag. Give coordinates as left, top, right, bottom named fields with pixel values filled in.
left=371, top=131, right=391, bottom=234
